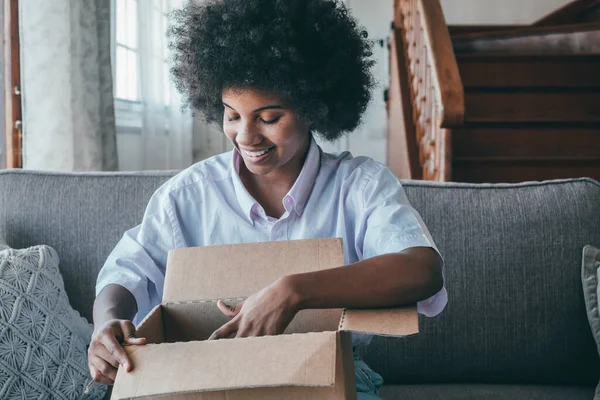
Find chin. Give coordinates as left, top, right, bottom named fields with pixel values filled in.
left=243, top=162, right=276, bottom=176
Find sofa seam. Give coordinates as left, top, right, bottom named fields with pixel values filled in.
left=401, top=178, right=600, bottom=191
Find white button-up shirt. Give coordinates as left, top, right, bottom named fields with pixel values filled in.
left=96, top=137, right=447, bottom=344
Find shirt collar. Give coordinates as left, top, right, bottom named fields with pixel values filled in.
left=231, top=150, right=259, bottom=224
left=231, top=136, right=320, bottom=223
left=285, top=136, right=320, bottom=217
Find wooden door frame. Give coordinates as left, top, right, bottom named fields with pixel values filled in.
left=3, top=0, right=22, bottom=168
left=0, top=0, right=4, bottom=169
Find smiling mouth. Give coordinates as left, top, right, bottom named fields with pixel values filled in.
left=242, top=146, right=275, bottom=157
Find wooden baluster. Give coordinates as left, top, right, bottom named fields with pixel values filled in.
left=430, top=86, right=439, bottom=180
left=393, top=0, right=463, bottom=180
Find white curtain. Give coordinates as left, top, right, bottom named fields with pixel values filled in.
left=115, top=0, right=193, bottom=171
left=19, top=0, right=118, bottom=171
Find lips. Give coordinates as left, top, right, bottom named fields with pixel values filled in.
left=242, top=146, right=275, bottom=158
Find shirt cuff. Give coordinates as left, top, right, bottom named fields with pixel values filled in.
left=378, top=235, right=447, bottom=318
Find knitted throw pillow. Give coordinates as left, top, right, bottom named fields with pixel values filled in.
left=582, top=245, right=600, bottom=400
left=0, top=244, right=106, bottom=399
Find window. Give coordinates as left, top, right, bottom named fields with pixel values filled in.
left=112, top=0, right=182, bottom=130
left=115, top=0, right=139, bottom=102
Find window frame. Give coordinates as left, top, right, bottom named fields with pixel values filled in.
left=112, top=0, right=178, bottom=134
left=111, top=0, right=143, bottom=131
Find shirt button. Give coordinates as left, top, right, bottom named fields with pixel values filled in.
left=285, top=198, right=292, bottom=205
left=277, top=231, right=283, bottom=237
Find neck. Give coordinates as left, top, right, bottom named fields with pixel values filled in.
left=239, top=138, right=310, bottom=218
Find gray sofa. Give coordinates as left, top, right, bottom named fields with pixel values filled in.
left=0, top=169, right=599, bottom=399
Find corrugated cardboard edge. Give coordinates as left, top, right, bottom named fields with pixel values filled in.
left=339, top=331, right=358, bottom=400
left=338, top=307, right=419, bottom=336
left=111, top=331, right=339, bottom=399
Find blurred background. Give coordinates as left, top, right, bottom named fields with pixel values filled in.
left=1, top=0, right=598, bottom=182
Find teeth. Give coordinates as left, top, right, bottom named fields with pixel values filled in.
left=244, top=147, right=272, bottom=157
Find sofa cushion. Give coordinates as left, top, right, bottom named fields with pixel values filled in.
left=0, top=243, right=106, bottom=399
left=379, top=384, right=595, bottom=400
left=358, top=179, right=600, bottom=385
left=582, top=245, right=600, bottom=399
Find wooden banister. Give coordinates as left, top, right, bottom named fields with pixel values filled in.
left=418, top=0, right=465, bottom=127
left=394, top=0, right=464, bottom=181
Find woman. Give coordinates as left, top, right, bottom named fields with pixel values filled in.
left=89, top=0, right=447, bottom=398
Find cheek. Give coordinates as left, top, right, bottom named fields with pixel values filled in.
left=274, top=121, right=305, bottom=143
left=223, top=124, right=236, bottom=139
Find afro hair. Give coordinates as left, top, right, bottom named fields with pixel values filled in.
left=168, top=0, right=375, bottom=141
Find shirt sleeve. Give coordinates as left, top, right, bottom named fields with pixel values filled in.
left=358, top=163, right=447, bottom=317
left=95, top=188, right=176, bottom=324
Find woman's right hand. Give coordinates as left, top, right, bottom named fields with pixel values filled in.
left=88, top=319, right=146, bottom=385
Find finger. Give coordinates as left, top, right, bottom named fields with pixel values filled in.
left=217, top=300, right=240, bottom=318
left=93, top=345, right=120, bottom=369
left=120, top=320, right=147, bottom=345
left=90, top=371, right=114, bottom=386
left=235, top=327, right=252, bottom=338
left=235, top=324, right=261, bottom=339
left=90, top=356, right=118, bottom=384
left=100, top=334, right=132, bottom=372
left=209, top=319, right=238, bottom=340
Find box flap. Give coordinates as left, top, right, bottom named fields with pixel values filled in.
left=163, top=238, right=343, bottom=303
left=339, top=307, right=419, bottom=336
left=110, top=331, right=338, bottom=399
left=135, top=305, right=164, bottom=344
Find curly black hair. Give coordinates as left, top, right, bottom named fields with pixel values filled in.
left=168, top=0, right=374, bottom=141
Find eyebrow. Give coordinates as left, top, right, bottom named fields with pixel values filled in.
left=222, top=102, right=283, bottom=113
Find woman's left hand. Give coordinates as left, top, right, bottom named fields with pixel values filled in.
left=208, top=278, right=299, bottom=340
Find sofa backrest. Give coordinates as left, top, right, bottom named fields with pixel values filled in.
left=362, top=178, right=600, bottom=387
left=0, top=170, right=175, bottom=322
left=1, top=170, right=599, bottom=386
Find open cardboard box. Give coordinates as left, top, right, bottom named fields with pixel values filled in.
left=111, top=238, right=418, bottom=399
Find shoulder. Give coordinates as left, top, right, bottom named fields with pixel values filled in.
left=320, top=149, right=395, bottom=186
left=319, top=148, right=404, bottom=207
left=152, top=151, right=233, bottom=199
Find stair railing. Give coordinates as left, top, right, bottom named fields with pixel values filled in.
left=395, top=0, right=464, bottom=181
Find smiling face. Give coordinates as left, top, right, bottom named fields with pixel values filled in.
left=222, top=88, right=311, bottom=180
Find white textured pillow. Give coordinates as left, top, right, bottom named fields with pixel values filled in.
left=0, top=244, right=106, bottom=399
left=582, top=245, right=600, bottom=400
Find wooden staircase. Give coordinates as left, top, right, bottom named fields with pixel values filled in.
left=387, top=0, right=600, bottom=183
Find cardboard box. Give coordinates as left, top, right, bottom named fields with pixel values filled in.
left=111, top=238, right=418, bottom=399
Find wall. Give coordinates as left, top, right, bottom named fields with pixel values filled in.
left=314, top=0, right=392, bottom=164
left=440, top=0, right=572, bottom=24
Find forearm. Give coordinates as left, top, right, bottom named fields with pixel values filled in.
left=286, top=247, right=443, bottom=311
left=93, top=284, right=138, bottom=329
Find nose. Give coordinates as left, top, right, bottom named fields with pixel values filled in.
left=235, top=119, right=263, bottom=147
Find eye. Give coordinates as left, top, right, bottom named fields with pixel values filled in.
left=227, top=115, right=240, bottom=122
left=260, top=117, right=281, bottom=125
